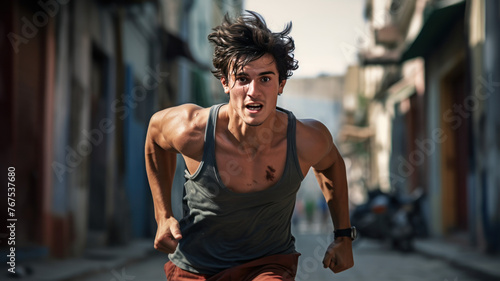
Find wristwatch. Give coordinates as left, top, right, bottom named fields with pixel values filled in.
left=334, top=226, right=357, bottom=241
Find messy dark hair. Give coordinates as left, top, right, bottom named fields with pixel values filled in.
left=208, top=10, right=299, bottom=84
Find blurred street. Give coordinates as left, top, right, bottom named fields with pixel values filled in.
left=65, top=231, right=495, bottom=281
left=294, top=234, right=490, bottom=281
left=13, top=216, right=486, bottom=281
left=292, top=218, right=499, bottom=281
left=72, top=252, right=167, bottom=281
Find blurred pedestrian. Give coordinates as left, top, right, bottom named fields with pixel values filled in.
left=145, top=11, right=354, bottom=280
left=305, top=197, right=316, bottom=225
left=291, top=199, right=304, bottom=226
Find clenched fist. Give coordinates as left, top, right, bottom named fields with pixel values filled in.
left=154, top=217, right=182, bottom=254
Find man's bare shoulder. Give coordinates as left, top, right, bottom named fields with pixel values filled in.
left=152, top=103, right=209, bottom=129
left=149, top=104, right=210, bottom=154
left=296, top=118, right=335, bottom=167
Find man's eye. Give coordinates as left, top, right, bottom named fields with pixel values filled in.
left=237, top=77, right=247, bottom=82
left=261, top=77, right=270, bottom=82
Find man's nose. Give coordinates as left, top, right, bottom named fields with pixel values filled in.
left=245, top=80, right=260, bottom=97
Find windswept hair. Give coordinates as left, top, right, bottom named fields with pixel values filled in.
left=208, top=10, right=299, bottom=83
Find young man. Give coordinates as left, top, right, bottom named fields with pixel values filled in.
left=145, top=11, right=354, bottom=280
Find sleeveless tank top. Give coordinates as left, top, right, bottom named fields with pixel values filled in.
left=169, top=104, right=304, bottom=275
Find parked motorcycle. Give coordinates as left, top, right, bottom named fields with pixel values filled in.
left=350, top=187, right=425, bottom=252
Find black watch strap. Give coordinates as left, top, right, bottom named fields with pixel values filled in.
left=334, top=226, right=357, bottom=240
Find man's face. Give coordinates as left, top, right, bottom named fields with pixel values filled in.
left=221, top=53, right=286, bottom=127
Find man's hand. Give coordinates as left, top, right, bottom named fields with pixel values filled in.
left=322, top=237, right=354, bottom=273
left=154, top=217, right=183, bottom=254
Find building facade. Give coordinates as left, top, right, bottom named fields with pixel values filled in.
left=350, top=0, right=500, bottom=253
left=1, top=0, right=242, bottom=259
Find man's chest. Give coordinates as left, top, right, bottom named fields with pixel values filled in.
left=214, top=142, right=287, bottom=193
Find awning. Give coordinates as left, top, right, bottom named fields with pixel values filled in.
left=160, top=29, right=212, bottom=71
left=401, top=0, right=466, bottom=61
left=162, top=30, right=196, bottom=62
left=360, top=48, right=402, bottom=65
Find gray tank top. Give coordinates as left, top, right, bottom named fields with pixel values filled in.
left=169, top=104, right=304, bottom=275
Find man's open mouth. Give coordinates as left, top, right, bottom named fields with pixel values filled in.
left=246, top=104, right=263, bottom=111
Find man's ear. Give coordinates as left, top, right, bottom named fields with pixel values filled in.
left=278, top=80, right=287, bottom=95
left=220, top=77, right=230, bottom=94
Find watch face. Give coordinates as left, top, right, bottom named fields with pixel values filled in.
left=351, top=226, right=357, bottom=240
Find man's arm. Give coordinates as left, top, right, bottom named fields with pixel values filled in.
left=304, top=121, right=354, bottom=273
left=145, top=110, right=182, bottom=254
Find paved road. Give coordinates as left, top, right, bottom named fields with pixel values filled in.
left=71, top=253, right=167, bottom=281
left=75, top=226, right=487, bottom=281
left=294, top=232, right=484, bottom=281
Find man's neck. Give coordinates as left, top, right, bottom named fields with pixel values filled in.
left=224, top=106, right=286, bottom=154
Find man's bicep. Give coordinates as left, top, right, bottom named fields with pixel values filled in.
left=312, top=147, right=337, bottom=172
left=308, top=122, right=338, bottom=172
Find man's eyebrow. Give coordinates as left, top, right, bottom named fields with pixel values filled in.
left=258, top=71, right=276, bottom=76
left=235, top=71, right=276, bottom=76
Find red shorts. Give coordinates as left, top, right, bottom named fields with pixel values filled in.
left=164, top=253, right=300, bottom=281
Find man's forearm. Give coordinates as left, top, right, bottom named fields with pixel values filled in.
left=314, top=157, right=351, bottom=230
left=316, top=152, right=355, bottom=273
left=145, top=141, right=177, bottom=221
